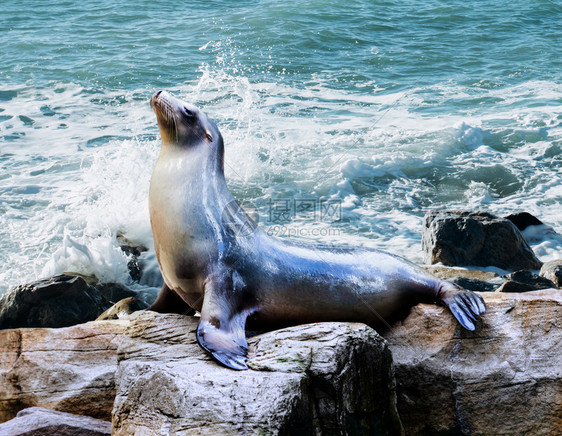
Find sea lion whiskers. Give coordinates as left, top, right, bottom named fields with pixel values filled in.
left=151, top=91, right=181, bottom=143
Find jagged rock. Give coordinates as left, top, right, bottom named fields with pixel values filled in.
left=112, top=312, right=403, bottom=435
left=0, top=275, right=113, bottom=329
left=497, top=270, right=556, bottom=293
left=96, top=297, right=149, bottom=320
left=540, top=259, right=562, bottom=288
left=0, top=319, right=128, bottom=422
left=383, top=289, right=562, bottom=436
left=422, top=211, right=543, bottom=271
left=0, top=407, right=111, bottom=436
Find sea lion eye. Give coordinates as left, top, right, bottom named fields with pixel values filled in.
left=183, top=107, right=194, bottom=118
left=205, top=131, right=213, bottom=142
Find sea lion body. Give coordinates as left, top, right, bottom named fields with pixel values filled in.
left=148, top=91, right=486, bottom=370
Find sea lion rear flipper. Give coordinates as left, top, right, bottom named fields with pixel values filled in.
left=147, top=283, right=196, bottom=315
left=438, top=283, right=486, bottom=331
left=196, top=274, right=253, bottom=370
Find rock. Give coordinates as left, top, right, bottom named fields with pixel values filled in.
left=449, top=276, right=500, bottom=292
left=383, top=289, right=562, bottom=436
left=423, top=265, right=498, bottom=281
left=116, top=232, right=148, bottom=258
left=112, top=312, right=403, bottom=435
left=423, top=266, right=500, bottom=292
left=0, top=311, right=402, bottom=434
left=94, top=282, right=137, bottom=304
left=505, top=212, right=543, bottom=230
left=63, top=272, right=99, bottom=285
left=2, top=290, right=561, bottom=434
left=0, top=407, right=111, bottom=436
left=0, top=275, right=113, bottom=329
left=0, top=319, right=128, bottom=422
left=96, top=297, right=149, bottom=320
left=422, top=211, right=543, bottom=271
left=540, top=259, right=562, bottom=288
left=496, top=270, right=557, bottom=293
left=116, top=232, right=148, bottom=282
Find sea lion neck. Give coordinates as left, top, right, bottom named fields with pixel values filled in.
left=155, top=142, right=229, bottom=200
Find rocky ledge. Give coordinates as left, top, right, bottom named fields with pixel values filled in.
left=1, top=290, right=560, bottom=435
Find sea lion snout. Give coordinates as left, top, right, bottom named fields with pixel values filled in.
left=151, top=91, right=200, bottom=144
left=150, top=89, right=165, bottom=108
left=151, top=91, right=222, bottom=151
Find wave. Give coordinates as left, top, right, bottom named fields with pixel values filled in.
left=0, top=74, right=561, bottom=294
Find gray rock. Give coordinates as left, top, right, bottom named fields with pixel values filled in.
left=423, top=266, right=501, bottom=292
left=540, top=259, right=562, bottom=288
left=112, top=312, right=403, bottom=436
left=384, top=289, right=562, bottom=436
left=422, top=210, right=543, bottom=271
left=0, top=275, right=113, bottom=329
left=497, top=270, right=556, bottom=293
left=0, top=319, right=128, bottom=422
left=0, top=312, right=403, bottom=434
left=0, top=407, right=111, bottom=436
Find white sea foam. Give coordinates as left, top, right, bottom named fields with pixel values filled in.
left=1, top=75, right=561, bottom=294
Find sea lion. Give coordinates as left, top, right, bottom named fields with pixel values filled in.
left=148, top=90, right=486, bottom=370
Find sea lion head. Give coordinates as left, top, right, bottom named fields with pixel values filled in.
left=150, top=91, right=223, bottom=156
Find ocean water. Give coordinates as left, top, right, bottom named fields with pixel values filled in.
left=1, top=0, right=561, bottom=294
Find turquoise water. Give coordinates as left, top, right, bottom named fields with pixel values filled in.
left=1, top=1, right=561, bottom=293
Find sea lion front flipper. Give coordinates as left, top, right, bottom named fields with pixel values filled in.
left=438, top=282, right=486, bottom=331
left=196, top=273, right=253, bottom=370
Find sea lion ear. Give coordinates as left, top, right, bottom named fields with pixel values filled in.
left=196, top=273, right=255, bottom=370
